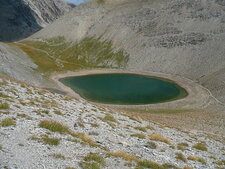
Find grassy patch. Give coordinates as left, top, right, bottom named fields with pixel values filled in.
left=137, top=160, right=165, bottom=169
left=84, top=153, right=106, bottom=166
left=177, top=142, right=189, bottom=151
left=102, top=114, right=117, bottom=123
left=30, top=135, right=60, bottom=146
left=192, top=142, right=207, bottom=151
left=175, top=152, right=187, bottom=162
left=131, top=133, right=145, bottom=139
left=0, top=111, right=10, bottom=115
left=49, top=153, right=66, bottom=159
left=0, top=118, right=16, bottom=127
left=39, top=120, right=70, bottom=134
left=146, top=125, right=155, bottom=130
left=216, top=160, right=225, bottom=166
left=71, top=132, right=97, bottom=147
left=0, top=93, right=9, bottom=98
left=109, top=151, right=139, bottom=162
left=0, top=103, right=10, bottom=109
left=54, top=110, right=63, bottom=116
left=147, top=141, right=157, bottom=149
left=13, top=37, right=129, bottom=75
left=90, top=123, right=99, bottom=128
left=149, top=133, right=171, bottom=145
left=187, top=155, right=206, bottom=164
left=80, top=153, right=105, bottom=169
left=134, top=126, right=147, bottom=132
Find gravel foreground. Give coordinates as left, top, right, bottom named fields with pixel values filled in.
left=0, top=77, right=224, bottom=169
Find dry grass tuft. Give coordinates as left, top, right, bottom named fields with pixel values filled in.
left=102, top=114, right=117, bottom=123
left=109, top=151, right=139, bottom=162
left=134, top=126, right=147, bottom=132
left=149, top=133, right=171, bottom=144
left=49, top=153, right=66, bottom=159
left=175, top=152, right=187, bottom=162
left=177, top=142, right=189, bottom=151
left=187, top=155, right=206, bottom=164
left=71, top=132, right=97, bottom=147
left=137, top=160, right=165, bottom=169
left=192, top=142, right=207, bottom=151
left=0, top=103, right=10, bottom=109
left=39, top=120, right=70, bottom=134
left=146, top=125, right=155, bottom=130
left=1, top=118, right=16, bottom=127
left=131, top=133, right=145, bottom=139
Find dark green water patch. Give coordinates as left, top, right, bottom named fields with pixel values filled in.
left=59, top=73, right=187, bottom=105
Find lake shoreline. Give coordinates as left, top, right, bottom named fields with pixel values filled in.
left=51, top=68, right=211, bottom=110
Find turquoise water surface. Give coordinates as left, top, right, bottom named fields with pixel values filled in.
left=59, top=73, right=187, bottom=105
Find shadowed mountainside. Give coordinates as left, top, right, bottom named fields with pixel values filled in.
left=0, top=0, right=75, bottom=42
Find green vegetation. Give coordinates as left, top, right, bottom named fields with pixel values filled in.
left=149, top=133, right=171, bottom=145
left=30, top=135, right=60, bottom=146
left=109, top=151, right=139, bottom=162
left=134, top=126, right=147, bottom=132
left=49, top=153, right=66, bottom=159
left=71, top=132, right=97, bottom=147
left=137, top=160, right=165, bottom=169
left=13, top=37, right=129, bottom=76
left=216, top=160, right=225, bottom=166
left=0, top=93, right=9, bottom=98
left=54, top=110, right=63, bottom=116
left=39, top=120, right=70, bottom=133
left=147, top=141, right=157, bottom=149
left=175, top=152, right=187, bottom=162
left=0, top=103, right=10, bottom=109
left=146, top=125, right=155, bottom=130
left=96, top=0, right=105, bottom=4
left=0, top=118, right=16, bottom=127
left=131, top=133, right=146, bottom=139
left=177, top=142, right=189, bottom=151
left=80, top=153, right=105, bottom=169
left=187, top=155, right=206, bottom=164
left=102, top=114, right=117, bottom=123
left=192, top=142, right=207, bottom=151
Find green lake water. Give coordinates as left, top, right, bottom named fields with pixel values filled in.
left=59, top=73, right=187, bottom=105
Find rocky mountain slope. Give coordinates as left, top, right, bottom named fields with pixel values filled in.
left=1, top=77, right=225, bottom=169
left=25, top=0, right=225, bottom=103
left=0, top=42, right=44, bottom=85
left=0, top=0, right=75, bottom=42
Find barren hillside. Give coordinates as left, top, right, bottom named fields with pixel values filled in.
left=27, top=0, right=225, bottom=103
